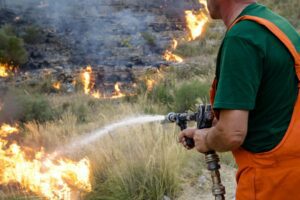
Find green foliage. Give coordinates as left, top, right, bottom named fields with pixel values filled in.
left=141, top=32, right=156, bottom=46
left=120, top=37, right=132, bottom=48
left=0, top=25, right=28, bottom=65
left=22, top=25, right=44, bottom=44
left=71, top=103, right=89, bottom=123
left=2, top=90, right=57, bottom=123
left=60, top=100, right=90, bottom=123
left=175, top=42, right=204, bottom=58
left=144, top=79, right=210, bottom=113
left=148, top=82, right=174, bottom=107
left=18, top=96, right=55, bottom=123
left=173, top=80, right=210, bottom=112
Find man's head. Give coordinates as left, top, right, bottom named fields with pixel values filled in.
left=206, top=0, right=222, bottom=19
left=206, top=0, right=257, bottom=20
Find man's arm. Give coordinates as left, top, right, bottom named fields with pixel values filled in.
left=179, top=109, right=248, bottom=152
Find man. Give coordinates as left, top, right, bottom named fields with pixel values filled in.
left=179, top=0, right=300, bottom=199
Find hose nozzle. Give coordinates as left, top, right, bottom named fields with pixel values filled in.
left=166, top=112, right=177, bottom=122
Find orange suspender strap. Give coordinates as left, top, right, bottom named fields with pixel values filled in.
left=229, top=15, right=300, bottom=88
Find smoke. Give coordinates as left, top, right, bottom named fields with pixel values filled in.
left=4, top=0, right=203, bottom=67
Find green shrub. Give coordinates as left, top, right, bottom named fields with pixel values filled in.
left=148, top=82, right=174, bottom=107
left=71, top=103, right=89, bottom=123
left=175, top=42, right=205, bottom=57
left=0, top=88, right=58, bottom=124
left=22, top=25, right=44, bottom=44
left=141, top=32, right=156, bottom=47
left=60, top=100, right=89, bottom=123
left=0, top=25, right=28, bottom=65
left=17, top=94, right=56, bottom=123
left=172, top=80, right=210, bottom=112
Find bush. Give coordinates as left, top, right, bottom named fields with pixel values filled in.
left=22, top=25, right=44, bottom=44
left=71, top=103, right=89, bottom=123
left=0, top=89, right=56, bottom=123
left=0, top=25, right=28, bottom=65
left=141, top=32, right=156, bottom=47
left=144, top=78, right=210, bottom=113
left=172, top=80, right=210, bottom=112
left=175, top=42, right=205, bottom=57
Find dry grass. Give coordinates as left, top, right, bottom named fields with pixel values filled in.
left=14, top=96, right=204, bottom=200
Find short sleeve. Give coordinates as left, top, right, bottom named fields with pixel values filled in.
left=213, top=36, right=263, bottom=110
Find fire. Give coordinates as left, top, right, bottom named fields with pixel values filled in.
left=163, top=39, right=183, bottom=63
left=0, top=124, right=18, bottom=137
left=91, top=90, right=101, bottom=99
left=79, top=66, right=130, bottom=99
left=185, top=0, right=209, bottom=41
left=0, top=124, right=91, bottom=199
left=172, top=39, right=178, bottom=49
left=52, top=82, right=61, bottom=90
left=0, top=63, right=14, bottom=78
left=111, top=82, right=126, bottom=99
left=144, top=68, right=164, bottom=92
left=146, top=79, right=156, bottom=91
left=81, top=66, right=94, bottom=95
left=163, top=50, right=183, bottom=63
left=163, top=0, right=209, bottom=62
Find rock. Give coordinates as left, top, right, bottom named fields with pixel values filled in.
left=198, top=175, right=207, bottom=187
left=54, top=66, right=64, bottom=72
left=163, top=195, right=171, bottom=200
left=65, top=83, right=75, bottom=93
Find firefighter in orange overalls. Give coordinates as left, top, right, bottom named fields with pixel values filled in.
left=179, top=0, right=300, bottom=199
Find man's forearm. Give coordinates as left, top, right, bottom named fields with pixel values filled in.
left=205, top=125, right=244, bottom=152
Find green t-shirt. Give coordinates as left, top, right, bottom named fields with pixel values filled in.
left=214, top=3, right=299, bottom=153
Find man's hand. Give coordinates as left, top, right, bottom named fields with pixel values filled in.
left=178, top=128, right=211, bottom=153
left=178, top=110, right=248, bottom=152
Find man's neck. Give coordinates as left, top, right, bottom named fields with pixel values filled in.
left=221, top=2, right=255, bottom=28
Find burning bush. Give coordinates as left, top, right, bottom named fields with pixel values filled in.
left=0, top=25, right=28, bottom=65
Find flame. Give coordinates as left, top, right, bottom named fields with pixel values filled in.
left=146, top=79, right=156, bottom=91
left=52, top=82, right=61, bottom=90
left=162, top=39, right=183, bottom=63
left=163, top=50, right=183, bottom=63
left=0, top=124, right=18, bottom=137
left=163, top=0, right=209, bottom=62
left=91, top=90, right=101, bottom=99
left=163, top=39, right=183, bottom=63
left=111, top=82, right=126, bottom=99
left=81, top=66, right=94, bottom=95
left=79, top=66, right=135, bottom=99
left=172, top=39, right=178, bottom=49
left=0, top=63, right=14, bottom=78
left=0, top=124, right=91, bottom=199
left=144, top=68, right=164, bottom=92
left=185, top=0, right=209, bottom=41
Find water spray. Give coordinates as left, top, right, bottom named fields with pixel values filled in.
left=166, top=104, right=226, bottom=200
left=56, top=115, right=165, bottom=155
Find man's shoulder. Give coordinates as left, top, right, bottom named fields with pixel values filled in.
left=226, top=20, right=268, bottom=39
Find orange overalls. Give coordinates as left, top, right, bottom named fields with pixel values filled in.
left=211, top=16, right=300, bottom=200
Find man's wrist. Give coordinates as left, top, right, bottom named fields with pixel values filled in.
left=204, top=130, right=213, bottom=151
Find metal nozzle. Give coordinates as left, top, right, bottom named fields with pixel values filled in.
left=166, top=112, right=177, bottom=122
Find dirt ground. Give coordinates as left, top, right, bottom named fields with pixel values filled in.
left=177, top=164, right=237, bottom=200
